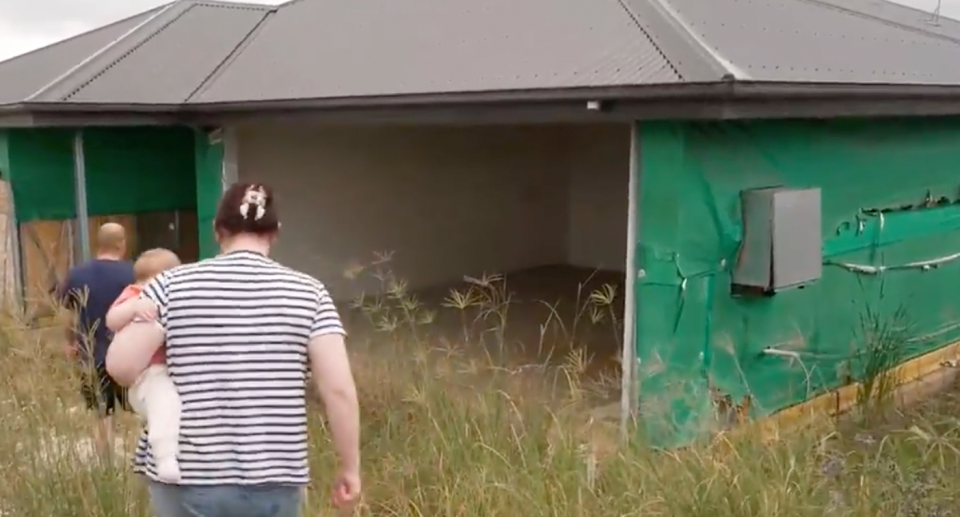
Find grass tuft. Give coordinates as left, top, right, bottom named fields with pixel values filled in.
left=1, top=259, right=959, bottom=515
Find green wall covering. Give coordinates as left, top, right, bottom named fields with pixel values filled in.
left=5, top=129, right=75, bottom=221
left=0, top=131, right=9, bottom=181
left=84, top=127, right=196, bottom=216
left=3, top=127, right=196, bottom=223
left=194, top=129, right=224, bottom=259
left=637, top=119, right=960, bottom=446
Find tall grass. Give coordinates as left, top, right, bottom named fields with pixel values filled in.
left=1, top=263, right=959, bottom=516
left=852, top=303, right=913, bottom=418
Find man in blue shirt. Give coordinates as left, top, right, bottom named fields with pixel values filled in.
left=56, top=222, right=135, bottom=456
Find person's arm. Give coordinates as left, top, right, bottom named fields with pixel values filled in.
left=106, top=297, right=139, bottom=331
left=308, top=287, right=360, bottom=476
left=105, top=276, right=168, bottom=387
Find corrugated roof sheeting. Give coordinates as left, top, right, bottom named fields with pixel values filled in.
left=192, top=0, right=682, bottom=103
left=820, top=0, right=960, bottom=41
left=0, top=6, right=163, bottom=105
left=661, top=0, right=960, bottom=84
left=3, top=0, right=960, bottom=109
left=60, top=3, right=270, bottom=104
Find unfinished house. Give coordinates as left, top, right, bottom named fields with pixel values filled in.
left=1, top=0, right=960, bottom=445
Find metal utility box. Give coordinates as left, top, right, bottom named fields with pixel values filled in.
left=732, top=186, right=822, bottom=293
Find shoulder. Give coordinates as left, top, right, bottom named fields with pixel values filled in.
left=146, top=262, right=195, bottom=287
left=64, top=261, right=102, bottom=286
left=66, top=261, right=93, bottom=279
left=259, top=261, right=332, bottom=301
left=82, top=259, right=133, bottom=276
left=106, top=259, right=135, bottom=277
left=85, top=260, right=135, bottom=286
left=277, top=264, right=331, bottom=297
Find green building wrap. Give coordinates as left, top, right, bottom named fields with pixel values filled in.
left=83, top=127, right=196, bottom=216
left=636, top=119, right=960, bottom=447
left=0, top=127, right=195, bottom=223
left=0, top=132, right=9, bottom=186
left=1, top=128, right=76, bottom=221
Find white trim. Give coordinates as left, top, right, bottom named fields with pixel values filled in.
left=647, top=0, right=750, bottom=80
left=620, top=122, right=640, bottom=438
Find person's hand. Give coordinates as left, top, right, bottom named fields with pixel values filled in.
left=129, top=299, right=159, bottom=322
left=331, top=469, right=361, bottom=513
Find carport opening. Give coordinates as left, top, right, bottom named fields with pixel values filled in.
left=281, top=122, right=633, bottom=395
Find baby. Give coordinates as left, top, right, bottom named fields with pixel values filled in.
left=107, top=248, right=182, bottom=482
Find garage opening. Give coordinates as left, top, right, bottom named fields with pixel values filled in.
left=239, top=122, right=633, bottom=391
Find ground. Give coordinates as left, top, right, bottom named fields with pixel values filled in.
left=343, top=263, right=626, bottom=403
left=3, top=264, right=960, bottom=515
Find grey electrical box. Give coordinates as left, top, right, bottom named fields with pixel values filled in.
left=732, top=186, right=822, bottom=293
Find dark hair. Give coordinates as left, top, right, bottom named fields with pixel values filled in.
left=213, top=182, right=280, bottom=237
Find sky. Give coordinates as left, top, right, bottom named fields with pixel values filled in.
left=0, top=0, right=285, bottom=61
left=0, top=0, right=958, bottom=62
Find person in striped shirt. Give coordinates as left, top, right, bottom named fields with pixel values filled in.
left=107, top=183, right=361, bottom=517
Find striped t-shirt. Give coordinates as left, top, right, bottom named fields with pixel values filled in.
left=132, top=250, right=345, bottom=485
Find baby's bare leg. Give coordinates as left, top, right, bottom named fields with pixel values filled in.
left=132, top=365, right=182, bottom=482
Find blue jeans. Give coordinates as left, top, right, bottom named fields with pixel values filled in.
left=148, top=482, right=302, bottom=517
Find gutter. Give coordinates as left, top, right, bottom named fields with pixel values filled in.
left=3, top=80, right=960, bottom=119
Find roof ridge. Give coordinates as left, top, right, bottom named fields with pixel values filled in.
left=191, top=0, right=275, bottom=10
left=614, top=0, right=683, bottom=80
left=794, top=0, right=960, bottom=46
left=863, top=0, right=960, bottom=25
left=273, top=0, right=310, bottom=9
left=186, top=9, right=277, bottom=102
left=647, top=0, right=749, bottom=79
left=55, top=2, right=198, bottom=102
left=0, top=3, right=171, bottom=68
left=24, top=1, right=185, bottom=102
left=619, top=0, right=729, bottom=82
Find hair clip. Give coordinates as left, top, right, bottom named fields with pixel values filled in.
left=239, top=186, right=267, bottom=220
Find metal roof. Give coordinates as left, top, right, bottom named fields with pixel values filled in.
left=191, top=0, right=683, bottom=103
left=0, top=0, right=271, bottom=105
left=0, top=0, right=959, bottom=115
left=0, top=6, right=164, bottom=105
left=654, top=0, right=960, bottom=84
left=59, top=2, right=270, bottom=103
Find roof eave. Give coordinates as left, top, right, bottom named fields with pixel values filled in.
left=4, top=81, right=960, bottom=127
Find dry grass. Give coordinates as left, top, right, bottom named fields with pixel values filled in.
left=2, top=259, right=960, bottom=516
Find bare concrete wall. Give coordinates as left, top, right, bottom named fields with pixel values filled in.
left=237, top=123, right=630, bottom=300
left=564, top=125, right=631, bottom=271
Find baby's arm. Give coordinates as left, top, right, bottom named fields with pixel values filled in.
left=106, top=301, right=138, bottom=332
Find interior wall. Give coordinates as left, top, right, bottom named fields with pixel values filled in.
left=564, top=125, right=631, bottom=272
left=237, top=122, right=630, bottom=300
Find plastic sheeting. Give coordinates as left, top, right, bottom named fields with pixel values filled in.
left=84, top=127, right=196, bottom=216
left=0, top=127, right=195, bottom=223
left=1, top=129, right=75, bottom=221
left=636, top=119, right=960, bottom=446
